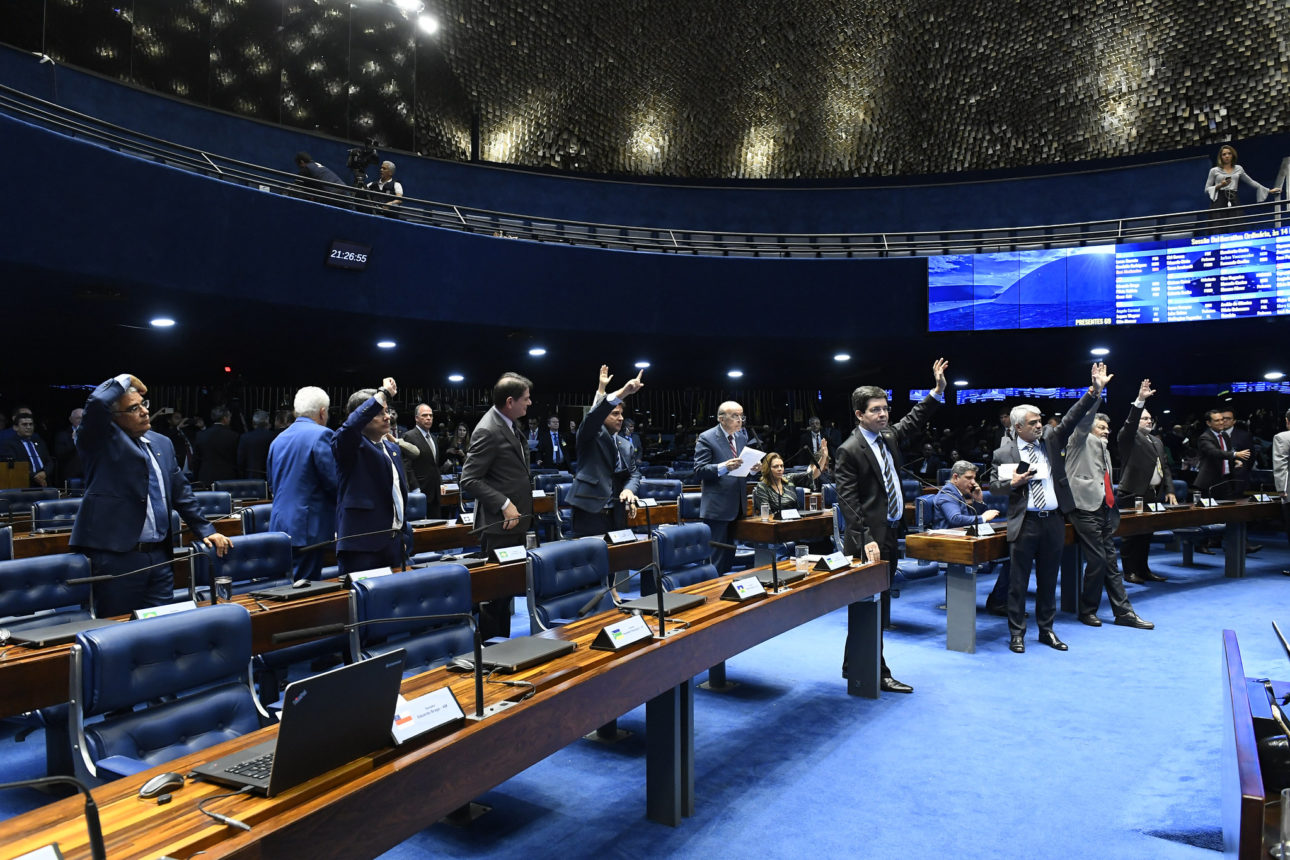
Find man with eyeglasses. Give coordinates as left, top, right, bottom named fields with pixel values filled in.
left=989, top=363, right=1109, bottom=654
left=694, top=399, right=761, bottom=573
left=2, top=411, right=54, bottom=488
left=71, top=373, right=232, bottom=617
left=1116, top=379, right=1176, bottom=584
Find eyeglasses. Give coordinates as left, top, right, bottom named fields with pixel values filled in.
left=113, top=399, right=149, bottom=415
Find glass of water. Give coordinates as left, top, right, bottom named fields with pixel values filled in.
left=795, top=545, right=809, bottom=573
left=214, top=576, right=233, bottom=604
left=761, top=503, right=771, bottom=521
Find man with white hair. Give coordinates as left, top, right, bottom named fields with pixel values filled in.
left=989, top=363, right=1110, bottom=654
left=267, top=386, right=338, bottom=581
left=366, top=160, right=404, bottom=216
left=693, top=399, right=761, bottom=573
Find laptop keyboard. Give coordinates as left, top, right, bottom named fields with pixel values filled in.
left=225, top=752, right=275, bottom=780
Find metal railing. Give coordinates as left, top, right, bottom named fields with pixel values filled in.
left=3, top=83, right=1287, bottom=258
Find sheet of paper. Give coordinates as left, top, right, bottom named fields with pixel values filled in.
left=927, top=528, right=969, bottom=536
left=728, top=446, right=764, bottom=477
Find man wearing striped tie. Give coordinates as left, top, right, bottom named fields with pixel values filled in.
left=836, top=357, right=949, bottom=694
left=989, top=362, right=1110, bottom=654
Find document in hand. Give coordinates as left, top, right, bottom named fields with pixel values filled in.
left=728, top=447, right=765, bottom=477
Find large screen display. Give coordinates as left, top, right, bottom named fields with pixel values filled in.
left=929, top=227, right=1290, bottom=332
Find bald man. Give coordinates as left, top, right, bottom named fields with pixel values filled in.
left=693, top=400, right=760, bottom=572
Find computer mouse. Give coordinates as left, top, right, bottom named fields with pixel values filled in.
left=291, top=579, right=312, bottom=589
left=138, top=771, right=185, bottom=799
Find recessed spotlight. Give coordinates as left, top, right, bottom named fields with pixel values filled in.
left=952, top=379, right=968, bottom=386
left=1265, top=371, right=1285, bottom=380
left=727, top=370, right=743, bottom=379
left=150, top=317, right=175, bottom=328
left=447, top=374, right=464, bottom=383
left=1162, top=409, right=1171, bottom=414
left=634, top=361, right=651, bottom=369
left=833, top=353, right=850, bottom=362
left=377, top=340, right=396, bottom=349
left=1090, top=347, right=1110, bottom=356
left=1224, top=396, right=1234, bottom=402
left=417, top=13, right=438, bottom=34
left=528, top=347, right=546, bottom=356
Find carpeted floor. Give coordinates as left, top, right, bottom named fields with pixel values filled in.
left=3, top=529, right=1286, bottom=858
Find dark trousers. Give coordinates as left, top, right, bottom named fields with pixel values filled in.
left=985, top=560, right=1010, bottom=610
left=705, top=518, right=735, bottom=573
left=337, top=540, right=404, bottom=577
left=842, top=528, right=895, bottom=678
left=1070, top=505, right=1132, bottom=618
left=571, top=503, right=627, bottom=538
left=1118, top=483, right=1163, bottom=576
left=479, top=529, right=524, bottom=639
left=1007, top=510, right=1065, bottom=636
left=87, top=547, right=173, bottom=618
left=291, top=547, right=326, bottom=582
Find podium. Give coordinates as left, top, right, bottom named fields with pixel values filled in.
left=0, top=461, right=30, bottom=490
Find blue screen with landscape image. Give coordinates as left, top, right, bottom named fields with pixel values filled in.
left=928, top=227, right=1290, bottom=331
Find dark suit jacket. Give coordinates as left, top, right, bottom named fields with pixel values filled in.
left=460, top=407, right=533, bottom=537
left=1195, top=428, right=1248, bottom=492
left=1116, top=403, right=1173, bottom=498
left=267, top=416, right=337, bottom=548
left=570, top=398, right=642, bottom=514
left=332, top=396, right=412, bottom=553
left=55, top=427, right=82, bottom=482
left=535, top=427, right=573, bottom=468
left=988, top=388, right=1100, bottom=542
left=2, top=434, right=55, bottom=487
left=71, top=376, right=214, bottom=552
left=236, top=428, right=275, bottom=480
left=693, top=424, right=753, bottom=522
left=835, top=395, right=939, bottom=554
left=400, top=426, right=443, bottom=515
left=193, top=423, right=240, bottom=484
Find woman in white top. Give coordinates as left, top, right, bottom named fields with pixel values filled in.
left=1204, top=144, right=1280, bottom=232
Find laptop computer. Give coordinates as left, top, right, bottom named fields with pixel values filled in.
left=454, top=636, right=575, bottom=674
left=9, top=617, right=120, bottom=648
left=192, top=649, right=406, bottom=796
left=617, top=591, right=707, bottom=616
left=247, top=580, right=346, bottom=602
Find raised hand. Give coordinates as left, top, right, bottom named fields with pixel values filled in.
left=382, top=377, right=398, bottom=397
left=598, top=364, right=613, bottom=392
left=618, top=369, right=645, bottom=398
left=1137, top=379, right=1155, bottom=401
left=932, top=358, right=949, bottom=394
left=1091, top=362, right=1113, bottom=392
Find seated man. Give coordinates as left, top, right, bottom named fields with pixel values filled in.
left=933, top=460, right=1007, bottom=614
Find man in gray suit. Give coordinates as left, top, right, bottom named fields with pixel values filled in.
left=570, top=367, right=645, bottom=536
left=990, top=362, right=1110, bottom=654
left=461, top=372, right=534, bottom=638
left=1067, top=400, right=1153, bottom=630
left=402, top=403, right=443, bottom=517
left=1273, top=408, right=1290, bottom=575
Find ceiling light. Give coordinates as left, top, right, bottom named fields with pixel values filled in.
left=1090, top=347, right=1110, bottom=356
left=377, top=340, right=396, bottom=349
left=727, top=370, right=743, bottom=378
left=833, top=353, right=850, bottom=362
left=150, top=317, right=175, bottom=328
left=528, top=347, right=546, bottom=356
left=447, top=374, right=464, bottom=383
left=417, top=13, right=438, bottom=34
left=634, top=361, right=650, bottom=369
left=952, top=379, right=968, bottom=386
left=1265, top=371, right=1285, bottom=380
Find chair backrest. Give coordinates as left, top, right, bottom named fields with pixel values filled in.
left=640, top=465, right=669, bottom=478
left=406, top=491, right=427, bottom=521
left=937, top=468, right=953, bottom=485
left=652, top=522, right=718, bottom=594
left=0, top=553, right=93, bottom=624
left=915, top=495, right=938, bottom=530
left=196, top=531, right=293, bottom=589
left=555, top=482, right=575, bottom=507
left=350, top=564, right=474, bottom=674
left=900, top=478, right=920, bottom=500
left=0, top=487, right=60, bottom=516
left=526, top=538, right=611, bottom=633
left=637, top=478, right=683, bottom=502
left=0, top=525, right=10, bottom=561
left=193, top=490, right=233, bottom=517
left=240, top=503, right=274, bottom=535
left=679, top=492, right=703, bottom=521
left=71, top=603, right=266, bottom=780
left=1173, top=479, right=1190, bottom=500
left=31, top=498, right=83, bottom=531
left=981, top=491, right=1008, bottom=516
left=211, top=479, right=267, bottom=501
left=822, top=483, right=837, bottom=507
left=534, top=472, right=572, bottom=494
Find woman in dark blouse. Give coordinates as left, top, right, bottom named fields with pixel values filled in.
left=752, top=445, right=828, bottom=516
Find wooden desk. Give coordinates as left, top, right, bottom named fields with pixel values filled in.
left=11, top=516, right=245, bottom=559
left=731, top=511, right=835, bottom=566
left=1221, top=629, right=1287, bottom=859
left=626, top=501, right=679, bottom=528
left=0, top=559, right=889, bottom=858
left=904, top=501, right=1283, bottom=653
left=0, top=542, right=656, bottom=720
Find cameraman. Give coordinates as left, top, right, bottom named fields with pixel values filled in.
left=293, top=151, right=347, bottom=206
left=367, top=160, right=404, bottom=218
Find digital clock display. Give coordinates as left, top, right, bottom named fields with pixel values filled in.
left=326, top=239, right=371, bottom=271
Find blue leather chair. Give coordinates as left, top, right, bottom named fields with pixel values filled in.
left=637, top=478, right=682, bottom=503
left=66, top=603, right=269, bottom=782
left=639, top=465, right=669, bottom=479
left=349, top=564, right=475, bottom=675
left=240, top=503, right=274, bottom=535
left=0, top=487, right=59, bottom=517
left=534, top=472, right=573, bottom=494
left=0, top=525, right=11, bottom=561
left=30, top=498, right=83, bottom=532
left=406, top=491, right=428, bottom=522
left=0, top=554, right=95, bottom=630
left=193, top=531, right=293, bottom=595
left=526, top=537, right=613, bottom=634
left=193, top=490, right=234, bottom=518
left=644, top=523, right=718, bottom=595
left=914, top=495, right=938, bottom=531
left=679, top=492, right=703, bottom=522
left=211, top=479, right=268, bottom=501
left=822, top=483, right=837, bottom=508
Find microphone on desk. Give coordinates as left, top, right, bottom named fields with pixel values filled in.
left=65, top=550, right=195, bottom=587
left=0, top=775, right=106, bottom=860
left=273, top=612, right=485, bottom=719
left=709, top=538, right=787, bottom=592
left=575, top=562, right=678, bottom=639
left=899, top=462, right=939, bottom=492
left=1196, top=478, right=1245, bottom=503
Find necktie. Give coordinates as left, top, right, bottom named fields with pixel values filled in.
left=23, top=440, right=42, bottom=472
left=140, top=438, right=169, bottom=541
left=812, top=432, right=820, bottom=452
left=615, top=437, right=625, bottom=472
left=727, top=433, right=738, bottom=456
left=876, top=435, right=901, bottom=521
left=1026, top=444, right=1047, bottom=509
left=384, top=446, right=404, bottom=526
left=1102, top=449, right=1115, bottom=508
left=552, top=432, right=561, bottom=463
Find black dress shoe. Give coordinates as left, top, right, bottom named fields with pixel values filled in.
left=1038, top=630, right=1068, bottom=651
left=1123, top=572, right=1147, bottom=584
left=1281, top=569, right=1290, bottom=577
left=1078, top=613, right=1102, bottom=627
left=1141, top=571, right=1167, bottom=582
left=1009, top=635, right=1025, bottom=653
left=1194, top=544, right=1215, bottom=555
left=880, top=676, right=913, bottom=694
left=1114, top=613, right=1154, bottom=630
left=1247, top=543, right=1263, bottom=554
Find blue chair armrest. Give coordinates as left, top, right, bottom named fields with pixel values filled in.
left=95, top=754, right=153, bottom=779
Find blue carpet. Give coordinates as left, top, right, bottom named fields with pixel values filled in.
left=4, top=530, right=1287, bottom=858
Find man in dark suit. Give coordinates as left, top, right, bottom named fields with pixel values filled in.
left=332, top=377, right=412, bottom=576
left=535, top=415, right=572, bottom=469
left=267, top=386, right=337, bottom=581
left=836, top=358, right=948, bottom=694
left=401, top=403, right=444, bottom=517
left=2, top=412, right=54, bottom=488
left=1116, top=379, right=1177, bottom=583
left=193, top=406, right=239, bottom=485
left=1195, top=407, right=1251, bottom=499
left=800, top=417, right=826, bottom=464
left=989, top=362, right=1109, bottom=654
left=71, top=373, right=230, bottom=616
left=461, top=372, right=534, bottom=638
left=693, top=399, right=761, bottom=573
left=570, top=367, right=644, bottom=536
left=236, top=410, right=275, bottom=480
